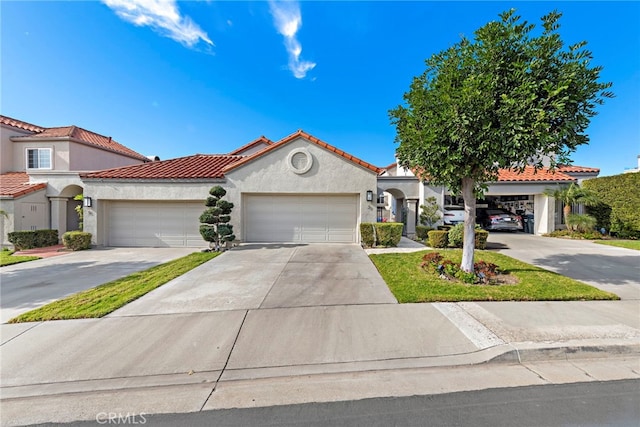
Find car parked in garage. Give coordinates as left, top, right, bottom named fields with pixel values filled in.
left=476, top=208, right=523, bottom=231
left=443, top=205, right=465, bottom=225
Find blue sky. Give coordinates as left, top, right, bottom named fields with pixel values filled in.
left=2, top=1, right=638, bottom=177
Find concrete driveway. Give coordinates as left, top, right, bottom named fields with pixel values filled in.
left=111, top=244, right=398, bottom=316
left=487, top=232, right=640, bottom=300
left=0, top=247, right=195, bottom=323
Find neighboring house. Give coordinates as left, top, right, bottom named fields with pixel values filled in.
left=378, top=162, right=599, bottom=236
left=0, top=115, right=150, bottom=246
left=623, top=155, right=640, bottom=174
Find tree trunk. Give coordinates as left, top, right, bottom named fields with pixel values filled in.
left=563, top=203, right=572, bottom=226
left=460, top=177, right=476, bottom=273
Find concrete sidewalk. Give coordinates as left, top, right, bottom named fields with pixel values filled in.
left=1, top=243, right=639, bottom=426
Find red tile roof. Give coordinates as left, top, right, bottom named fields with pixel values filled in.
left=0, top=115, right=45, bottom=133
left=0, top=172, right=47, bottom=198
left=80, top=154, right=244, bottom=180
left=557, top=165, right=600, bottom=174
left=12, top=126, right=149, bottom=162
left=228, top=136, right=274, bottom=155
left=497, top=166, right=575, bottom=182
left=224, top=130, right=383, bottom=174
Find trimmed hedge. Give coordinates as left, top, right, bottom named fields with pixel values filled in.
left=584, top=173, right=640, bottom=238
left=475, top=230, right=489, bottom=249
left=427, top=230, right=449, bottom=248
left=416, top=225, right=433, bottom=240
left=360, top=223, right=375, bottom=247
left=360, top=222, right=403, bottom=247
left=8, top=229, right=58, bottom=250
left=62, top=231, right=92, bottom=251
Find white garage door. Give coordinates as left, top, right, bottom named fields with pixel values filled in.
left=245, top=194, right=358, bottom=243
left=108, top=201, right=205, bottom=247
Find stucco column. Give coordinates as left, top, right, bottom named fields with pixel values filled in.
left=534, top=194, right=555, bottom=235
left=49, top=197, right=68, bottom=238
left=406, top=199, right=418, bottom=238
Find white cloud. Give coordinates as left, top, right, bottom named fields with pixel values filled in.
left=268, top=1, right=316, bottom=79
left=102, top=0, right=213, bottom=48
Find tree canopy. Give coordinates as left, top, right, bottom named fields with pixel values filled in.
left=389, top=9, right=613, bottom=271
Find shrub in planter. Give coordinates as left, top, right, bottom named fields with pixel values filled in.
left=62, top=231, right=92, bottom=251
left=416, top=225, right=433, bottom=240
left=427, top=230, right=449, bottom=248
left=374, top=222, right=403, bottom=247
left=360, top=223, right=375, bottom=247
left=8, top=229, right=58, bottom=250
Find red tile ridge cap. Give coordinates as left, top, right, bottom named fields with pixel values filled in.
left=228, top=136, right=275, bottom=155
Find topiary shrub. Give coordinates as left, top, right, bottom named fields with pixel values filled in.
left=62, top=231, right=92, bottom=251
left=8, top=229, right=58, bottom=250
left=416, top=225, right=433, bottom=240
left=374, top=223, right=403, bottom=247
left=360, top=223, right=375, bottom=247
left=427, top=230, right=449, bottom=248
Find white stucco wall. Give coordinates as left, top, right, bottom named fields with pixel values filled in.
left=1, top=125, right=34, bottom=173
left=11, top=140, right=70, bottom=172
left=0, top=190, right=49, bottom=246
left=224, top=137, right=379, bottom=242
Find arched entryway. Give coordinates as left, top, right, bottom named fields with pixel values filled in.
left=53, top=184, right=83, bottom=235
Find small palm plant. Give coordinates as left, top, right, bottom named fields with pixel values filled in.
left=544, top=182, right=600, bottom=225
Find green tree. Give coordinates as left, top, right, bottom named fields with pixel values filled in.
left=199, top=186, right=235, bottom=251
left=543, top=182, right=600, bottom=226
left=419, top=196, right=441, bottom=227
left=389, top=9, right=612, bottom=271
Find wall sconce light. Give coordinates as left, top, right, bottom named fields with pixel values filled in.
left=366, top=190, right=373, bottom=202
left=83, top=196, right=92, bottom=207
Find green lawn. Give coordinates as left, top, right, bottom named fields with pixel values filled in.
left=593, top=240, right=640, bottom=251
left=0, top=250, right=40, bottom=266
left=9, top=251, right=220, bottom=323
left=369, top=250, right=619, bottom=303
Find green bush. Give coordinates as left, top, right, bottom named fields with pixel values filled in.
left=427, top=230, right=449, bottom=248
left=361, top=223, right=403, bottom=247
left=416, top=225, right=433, bottom=240
left=584, top=173, right=640, bottom=236
left=62, top=231, right=92, bottom=251
left=475, top=229, right=489, bottom=249
left=360, top=223, right=375, bottom=247
left=374, top=223, right=403, bottom=247
left=448, top=223, right=465, bottom=248
left=566, top=213, right=597, bottom=233
left=447, top=223, right=489, bottom=249
left=8, top=229, right=58, bottom=250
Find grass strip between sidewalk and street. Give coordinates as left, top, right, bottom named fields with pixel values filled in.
left=593, top=240, right=640, bottom=251
left=370, top=250, right=619, bottom=303
left=9, top=251, right=220, bottom=323
left=1, top=250, right=40, bottom=267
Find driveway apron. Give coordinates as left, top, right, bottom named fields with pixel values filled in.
left=110, top=244, right=397, bottom=317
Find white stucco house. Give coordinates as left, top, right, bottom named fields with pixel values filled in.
left=0, top=115, right=150, bottom=246
left=2, top=114, right=600, bottom=248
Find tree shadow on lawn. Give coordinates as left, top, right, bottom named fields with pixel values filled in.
left=531, top=253, right=640, bottom=286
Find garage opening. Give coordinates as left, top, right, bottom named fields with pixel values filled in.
left=445, top=195, right=535, bottom=233
left=244, top=194, right=358, bottom=243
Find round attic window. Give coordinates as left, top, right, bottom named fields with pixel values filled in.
left=287, top=148, right=313, bottom=174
